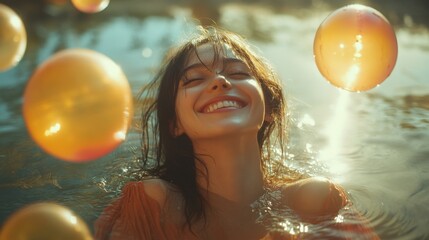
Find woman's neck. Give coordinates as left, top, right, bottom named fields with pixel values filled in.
left=192, top=133, right=264, bottom=206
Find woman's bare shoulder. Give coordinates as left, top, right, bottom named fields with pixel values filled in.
left=137, top=178, right=178, bottom=206
left=140, top=178, right=185, bottom=224
left=281, top=177, right=347, bottom=218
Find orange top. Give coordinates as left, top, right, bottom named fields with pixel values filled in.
left=94, top=180, right=380, bottom=240
left=94, top=181, right=197, bottom=240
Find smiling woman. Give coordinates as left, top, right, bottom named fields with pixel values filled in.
left=174, top=42, right=266, bottom=140
left=94, top=26, right=379, bottom=240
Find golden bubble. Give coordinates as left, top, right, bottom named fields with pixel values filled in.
left=0, top=202, right=93, bottom=240
left=23, top=49, right=133, bottom=162
left=0, top=4, right=26, bottom=72
left=71, top=0, right=110, bottom=13
left=314, top=4, right=398, bottom=92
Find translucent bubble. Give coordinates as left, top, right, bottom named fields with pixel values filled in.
left=314, top=4, right=398, bottom=92
left=23, top=49, right=133, bottom=162
left=0, top=202, right=93, bottom=240
left=0, top=4, right=26, bottom=72
left=71, top=0, right=110, bottom=13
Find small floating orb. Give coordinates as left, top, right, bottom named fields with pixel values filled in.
left=23, top=49, right=133, bottom=162
left=313, top=4, right=398, bottom=92
left=0, top=4, right=26, bottom=72
left=71, top=0, right=109, bottom=13
left=0, top=202, right=93, bottom=240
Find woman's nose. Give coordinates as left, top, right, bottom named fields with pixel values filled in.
left=209, top=74, right=232, bottom=91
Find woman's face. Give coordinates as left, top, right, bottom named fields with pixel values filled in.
left=174, top=43, right=266, bottom=141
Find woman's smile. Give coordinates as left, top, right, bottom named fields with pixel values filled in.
left=199, top=95, right=247, bottom=113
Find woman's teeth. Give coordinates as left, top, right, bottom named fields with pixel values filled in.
left=204, top=100, right=242, bottom=113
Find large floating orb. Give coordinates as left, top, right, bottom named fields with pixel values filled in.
left=313, top=4, right=398, bottom=92
left=71, top=0, right=110, bottom=13
left=0, top=202, right=93, bottom=240
left=0, top=4, right=27, bottom=72
left=23, top=49, right=133, bottom=162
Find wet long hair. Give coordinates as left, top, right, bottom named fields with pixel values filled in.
left=138, top=26, right=288, bottom=231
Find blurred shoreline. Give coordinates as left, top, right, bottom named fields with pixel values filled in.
left=2, top=0, right=429, bottom=30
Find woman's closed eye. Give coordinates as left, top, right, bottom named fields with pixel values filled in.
left=182, top=68, right=210, bottom=86
left=183, top=77, right=203, bottom=85
left=181, top=60, right=252, bottom=87
left=224, top=61, right=252, bottom=80
left=182, top=74, right=209, bottom=87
